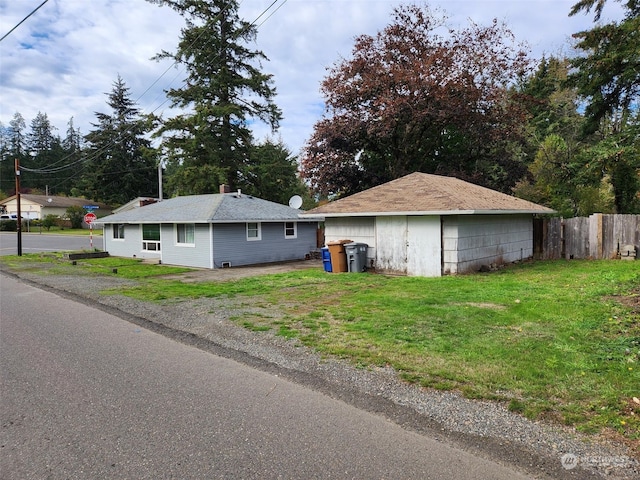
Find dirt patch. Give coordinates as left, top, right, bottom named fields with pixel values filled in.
left=159, top=259, right=324, bottom=282
left=608, top=286, right=640, bottom=313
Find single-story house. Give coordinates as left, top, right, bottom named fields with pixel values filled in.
left=95, top=191, right=322, bottom=269
left=300, top=172, right=555, bottom=276
left=0, top=194, right=111, bottom=222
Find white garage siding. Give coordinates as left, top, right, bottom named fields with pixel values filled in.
left=374, top=216, right=442, bottom=276
left=375, top=216, right=407, bottom=274
left=324, top=217, right=376, bottom=260
left=442, top=214, right=533, bottom=274
left=406, top=216, right=442, bottom=277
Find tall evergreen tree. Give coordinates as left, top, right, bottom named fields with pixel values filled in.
left=57, top=117, right=84, bottom=195
left=0, top=121, right=13, bottom=195
left=566, top=0, right=640, bottom=212
left=568, top=0, right=639, bottom=134
left=241, top=138, right=310, bottom=205
left=147, top=0, right=282, bottom=195
left=3, top=113, right=28, bottom=195
left=24, top=111, right=64, bottom=193
left=78, top=76, right=158, bottom=206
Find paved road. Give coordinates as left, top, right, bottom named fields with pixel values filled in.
left=0, top=274, right=533, bottom=479
left=0, top=232, right=103, bottom=256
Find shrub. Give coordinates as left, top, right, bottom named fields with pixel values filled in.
left=41, top=214, right=59, bottom=231
left=0, top=220, right=17, bottom=231
left=65, top=206, right=84, bottom=229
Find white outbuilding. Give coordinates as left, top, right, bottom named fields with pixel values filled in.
left=300, top=172, right=555, bottom=276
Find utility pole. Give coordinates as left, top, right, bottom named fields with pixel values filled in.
left=158, top=162, right=163, bottom=200
left=15, top=158, right=22, bottom=256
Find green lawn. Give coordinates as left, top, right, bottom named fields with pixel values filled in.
left=2, top=254, right=638, bottom=443
left=24, top=227, right=104, bottom=236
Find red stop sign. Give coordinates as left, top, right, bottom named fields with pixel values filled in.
left=84, top=212, right=97, bottom=224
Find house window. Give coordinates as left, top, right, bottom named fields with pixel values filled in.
left=247, top=222, right=261, bottom=241
left=113, top=224, right=125, bottom=240
left=142, top=224, right=161, bottom=251
left=285, top=222, right=297, bottom=239
left=176, top=223, right=195, bottom=245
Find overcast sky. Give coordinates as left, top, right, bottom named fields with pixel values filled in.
left=0, top=0, right=624, bottom=157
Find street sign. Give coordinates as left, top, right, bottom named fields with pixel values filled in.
left=83, top=205, right=99, bottom=210
left=84, top=212, right=97, bottom=224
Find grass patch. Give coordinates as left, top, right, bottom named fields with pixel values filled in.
left=25, top=227, right=104, bottom=236
left=2, top=255, right=639, bottom=443
left=0, top=253, right=191, bottom=279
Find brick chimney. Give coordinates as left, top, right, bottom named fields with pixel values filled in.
left=219, top=184, right=231, bottom=194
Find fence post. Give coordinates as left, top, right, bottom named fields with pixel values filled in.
left=589, top=213, right=603, bottom=259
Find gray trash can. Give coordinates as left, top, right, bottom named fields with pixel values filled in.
left=345, top=242, right=368, bottom=272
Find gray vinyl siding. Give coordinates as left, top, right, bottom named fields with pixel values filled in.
left=442, top=214, right=533, bottom=274
left=212, top=222, right=318, bottom=268
left=103, top=223, right=162, bottom=260
left=160, top=224, right=211, bottom=268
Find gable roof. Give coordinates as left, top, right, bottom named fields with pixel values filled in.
left=96, top=193, right=315, bottom=224
left=302, top=172, right=555, bottom=217
left=0, top=194, right=110, bottom=211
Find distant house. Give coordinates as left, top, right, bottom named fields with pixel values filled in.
left=95, top=192, right=322, bottom=269
left=111, top=197, right=161, bottom=214
left=301, top=172, right=554, bottom=276
left=0, top=194, right=111, bottom=222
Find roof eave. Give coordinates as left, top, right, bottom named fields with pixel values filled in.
left=301, top=209, right=555, bottom=217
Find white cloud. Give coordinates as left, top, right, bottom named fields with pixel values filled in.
left=0, top=0, right=625, bottom=157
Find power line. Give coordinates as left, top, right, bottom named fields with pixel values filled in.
left=0, top=0, right=49, bottom=43
left=14, top=0, right=291, bottom=186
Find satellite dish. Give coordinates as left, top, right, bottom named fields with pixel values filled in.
left=288, top=195, right=303, bottom=209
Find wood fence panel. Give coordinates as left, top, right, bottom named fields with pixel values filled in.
left=605, top=214, right=640, bottom=258
left=546, top=218, right=563, bottom=259
left=564, top=217, right=590, bottom=259
left=537, top=214, right=639, bottom=260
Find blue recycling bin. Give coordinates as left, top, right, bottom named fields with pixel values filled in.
left=321, top=247, right=332, bottom=272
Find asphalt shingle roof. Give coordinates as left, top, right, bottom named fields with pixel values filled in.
left=96, top=193, right=310, bottom=224
left=0, top=194, right=110, bottom=210
left=302, top=172, right=555, bottom=217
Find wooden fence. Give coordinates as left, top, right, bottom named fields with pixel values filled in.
left=534, top=214, right=640, bottom=260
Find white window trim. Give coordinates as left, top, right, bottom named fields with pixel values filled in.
left=284, top=221, right=297, bottom=239
left=247, top=222, right=262, bottom=241
left=175, top=223, right=195, bottom=247
left=141, top=224, right=161, bottom=252
left=112, top=223, right=125, bottom=241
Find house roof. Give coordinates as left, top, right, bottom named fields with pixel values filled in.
left=95, top=193, right=316, bottom=224
left=0, top=194, right=110, bottom=211
left=301, top=172, right=555, bottom=217
left=112, top=197, right=161, bottom=214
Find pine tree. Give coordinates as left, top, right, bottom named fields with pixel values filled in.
left=79, top=76, right=158, bottom=206
left=241, top=139, right=309, bottom=205
left=147, top=0, right=282, bottom=195
left=3, top=113, right=28, bottom=195
left=25, top=111, right=64, bottom=193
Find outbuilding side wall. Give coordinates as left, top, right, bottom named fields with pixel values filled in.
left=324, top=217, right=376, bottom=260
left=443, top=215, right=533, bottom=274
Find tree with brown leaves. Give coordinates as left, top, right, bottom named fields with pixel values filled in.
left=301, top=4, right=532, bottom=197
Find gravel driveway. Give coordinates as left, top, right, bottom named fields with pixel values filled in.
left=2, top=261, right=638, bottom=479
